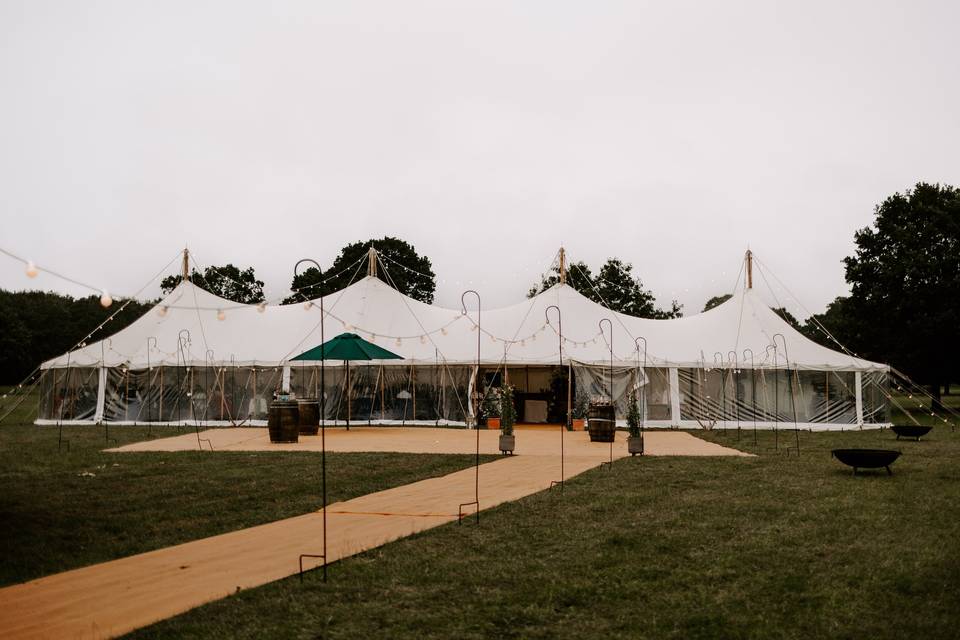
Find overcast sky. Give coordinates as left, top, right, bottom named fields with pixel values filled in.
left=1, top=1, right=957, bottom=318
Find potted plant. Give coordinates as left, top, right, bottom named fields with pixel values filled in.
left=627, top=388, right=644, bottom=456
left=482, top=388, right=501, bottom=430
left=571, top=394, right=589, bottom=431
left=499, top=384, right=516, bottom=454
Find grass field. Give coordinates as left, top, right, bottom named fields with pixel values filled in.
left=3, top=386, right=960, bottom=639
left=127, top=425, right=959, bottom=638
left=0, top=389, right=493, bottom=588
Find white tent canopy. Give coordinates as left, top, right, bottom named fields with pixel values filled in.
left=42, top=276, right=885, bottom=372
left=38, top=271, right=889, bottom=430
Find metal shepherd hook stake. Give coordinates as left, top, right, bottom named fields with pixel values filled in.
left=599, top=318, right=614, bottom=468
left=545, top=305, right=565, bottom=491
left=459, top=290, right=481, bottom=524
left=635, top=336, right=647, bottom=446
left=293, top=258, right=328, bottom=582
left=772, top=333, right=801, bottom=456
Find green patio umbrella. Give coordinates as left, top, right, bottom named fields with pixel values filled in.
left=291, top=333, right=403, bottom=429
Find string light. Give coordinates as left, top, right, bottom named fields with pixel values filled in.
left=100, top=290, right=113, bottom=308
left=25, top=261, right=38, bottom=278
left=157, top=305, right=168, bottom=317
left=420, top=335, right=426, bottom=344
left=395, top=338, right=402, bottom=347
left=257, top=302, right=266, bottom=313
left=441, top=328, right=448, bottom=336
left=303, top=301, right=312, bottom=310
left=217, top=309, right=226, bottom=321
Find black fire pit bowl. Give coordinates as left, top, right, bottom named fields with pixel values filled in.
left=831, top=448, right=901, bottom=475
left=891, top=425, right=932, bottom=441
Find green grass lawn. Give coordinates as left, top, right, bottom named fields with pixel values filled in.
left=4, top=385, right=960, bottom=639
left=0, top=388, right=492, bottom=588
left=127, top=424, right=960, bottom=640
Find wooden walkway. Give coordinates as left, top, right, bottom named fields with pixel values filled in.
left=0, top=429, right=748, bottom=639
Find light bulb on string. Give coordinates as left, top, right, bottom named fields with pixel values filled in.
left=395, top=338, right=402, bottom=347
left=441, top=327, right=448, bottom=336
left=25, top=261, right=38, bottom=278
left=217, top=309, right=226, bottom=321
left=303, top=301, right=312, bottom=310
left=157, top=306, right=168, bottom=317
left=420, top=335, right=426, bottom=345
left=100, top=290, right=113, bottom=308
left=257, top=302, right=266, bottom=313
left=489, top=335, right=496, bottom=343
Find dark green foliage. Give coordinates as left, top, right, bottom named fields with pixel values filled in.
left=284, top=266, right=324, bottom=304
left=702, top=293, right=732, bottom=312
left=626, top=388, right=641, bottom=437
left=0, top=291, right=153, bottom=384
left=772, top=307, right=802, bottom=331
left=160, top=264, right=265, bottom=303
left=294, top=237, right=436, bottom=303
left=499, top=384, right=516, bottom=435
left=842, top=182, right=960, bottom=404
left=529, top=258, right=682, bottom=319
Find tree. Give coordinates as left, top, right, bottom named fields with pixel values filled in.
left=161, top=264, right=265, bottom=304
left=0, top=290, right=154, bottom=384
left=308, top=237, right=436, bottom=304
left=843, top=182, right=960, bottom=408
left=703, top=294, right=732, bottom=312
left=528, top=261, right=596, bottom=299
left=801, top=296, right=860, bottom=350
left=528, top=257, right=682, bottom=319
left=771, top=307, right=802, bottom=331
left=283, top=266, right=324, bottom=304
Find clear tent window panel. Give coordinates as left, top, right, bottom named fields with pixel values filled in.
left=38, top=367, right=99, bottom=421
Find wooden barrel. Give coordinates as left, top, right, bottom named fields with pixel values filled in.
left=297, top=398, right=320, bottom=435
left=268, top=400, right=300, bottom=443
left=588, top=402, right=616, bottom=443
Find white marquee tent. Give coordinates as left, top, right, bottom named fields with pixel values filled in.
left=37, top=263, right=890, bottom=430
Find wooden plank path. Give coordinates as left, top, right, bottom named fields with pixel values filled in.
left=0, top=429, right=748, bottom=639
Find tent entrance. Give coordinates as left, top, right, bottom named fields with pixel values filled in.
left=478, top=365, right=569, bottom=425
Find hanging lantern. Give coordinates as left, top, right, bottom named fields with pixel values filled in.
left=100, top=290, right=113, bottom=308
left=25, top=261, right=38, bottom=278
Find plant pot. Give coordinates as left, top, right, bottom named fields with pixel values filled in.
left=572, top=419, right=586, bottom=431
left=487, top=417, right=501, bottom=430
left=499, top=434, right=515, bottom=454
left=628, top=434, right=644, bottom=456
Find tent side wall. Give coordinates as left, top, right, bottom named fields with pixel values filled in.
left=37, top=363, right=891, bottom=430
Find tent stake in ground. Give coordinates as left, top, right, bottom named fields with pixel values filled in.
left=545, top=304, right=565, bottom=491
left=459, top=290, right=481, bottom=524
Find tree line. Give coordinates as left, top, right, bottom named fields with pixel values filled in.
left=2, top=183, right=957, bottom=402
